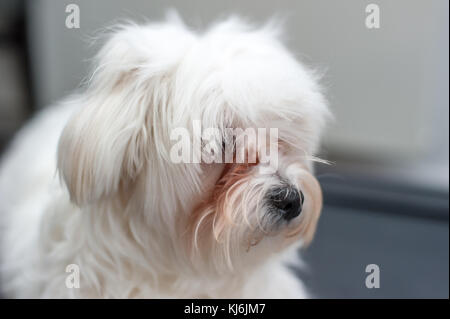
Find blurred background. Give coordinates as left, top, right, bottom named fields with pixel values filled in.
left=0, top=0, right=448, bottom=298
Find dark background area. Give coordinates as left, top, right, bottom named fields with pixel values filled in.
left=297, top=176, right=448, bottom=298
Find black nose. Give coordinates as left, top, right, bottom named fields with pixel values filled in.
left=269, top=187, right=304, bottom=221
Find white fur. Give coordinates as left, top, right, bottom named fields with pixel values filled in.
left=0, top=14, right=329, bottom=298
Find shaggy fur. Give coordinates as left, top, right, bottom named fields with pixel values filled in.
left=0, top=14, right=329, bottom=298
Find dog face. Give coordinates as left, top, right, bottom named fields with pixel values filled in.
left=58, top=15, right=329, bottom=275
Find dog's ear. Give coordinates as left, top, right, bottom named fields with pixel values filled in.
left=58, top=21, right=194, bottom=206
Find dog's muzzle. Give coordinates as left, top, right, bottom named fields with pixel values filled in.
left=268, top=185, right=304, bottom=221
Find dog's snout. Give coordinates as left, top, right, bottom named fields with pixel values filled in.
left=269, top=187, right=304, bottom=221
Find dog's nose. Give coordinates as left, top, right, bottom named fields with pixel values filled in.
left=269, top=187, right=304, bottom=221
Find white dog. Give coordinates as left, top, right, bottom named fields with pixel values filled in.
left=0, top=14, right=329, bottom=298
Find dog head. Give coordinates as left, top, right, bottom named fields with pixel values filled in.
left=58, top=14, right=329, bottom=275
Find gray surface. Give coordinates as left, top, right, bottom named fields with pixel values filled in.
left=296, top=205, right=449, bottom=298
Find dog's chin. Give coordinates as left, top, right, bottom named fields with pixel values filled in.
left=186, top=217, right=313, bottom=275
left=183, top=163, right=322, bottom=274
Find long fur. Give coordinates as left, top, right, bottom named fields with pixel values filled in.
left=0, top=14, right=329, bottom=298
